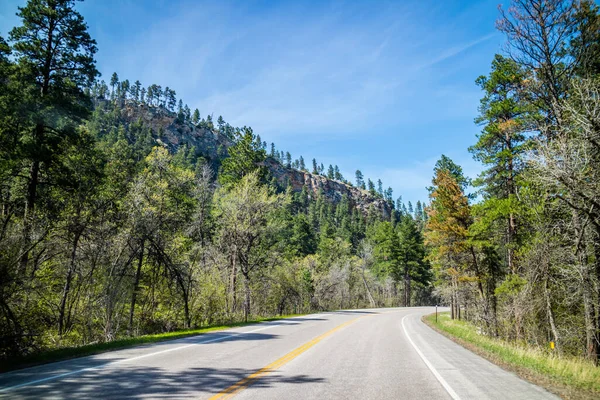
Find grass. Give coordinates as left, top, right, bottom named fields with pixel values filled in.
left=423, top=312, right=600, bottom=400
left=0, top=314, right=305, bottom=373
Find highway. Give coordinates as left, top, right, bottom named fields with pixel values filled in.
left=0, top=307, right=558, bottom=399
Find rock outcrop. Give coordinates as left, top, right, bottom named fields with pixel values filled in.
left=262, top=158, right=392, bottom=218
left=112, top=101, right=392, bottom=218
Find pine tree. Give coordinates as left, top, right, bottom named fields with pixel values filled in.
left=110, top=72, right=119, bottom=99
left=120, top=79, right=129, bottom=100
left=218, top=127, right=266, bottom=187
left=470, top=54, right=530, bottom=273
left=327, top=165, right=335, bottom=179
left=132, top=80, right=141, bottom=102
left=312, top=158, right=318, bottom=174
left=334, top=165, right=342, bottom=181
left=10, top=0, right=99, bottom=274
left=192, top=108, right=200, bottom=125
left=355, top=170, right=364, bottom=188
left=285, top=152, right=292, bottom=168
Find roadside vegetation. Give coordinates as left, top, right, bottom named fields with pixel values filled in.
left=424, top=312, right=600, bottom=399
left=424, top=0, right=600, bottom=368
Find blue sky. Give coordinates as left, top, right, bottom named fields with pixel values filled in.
left=0, top=0, right=506, bottom=205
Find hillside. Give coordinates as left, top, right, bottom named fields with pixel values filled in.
left=109, top=99, right=392, bottom=218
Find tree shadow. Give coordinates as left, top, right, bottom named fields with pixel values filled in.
left=9, top=365, right=326, bottom=399
left=0, top=332, right=280, bottom=389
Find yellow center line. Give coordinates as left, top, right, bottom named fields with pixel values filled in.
left=208, top=317, right=362, bottom=399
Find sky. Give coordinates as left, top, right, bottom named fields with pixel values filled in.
left=0, top=0, right=507, bottom=205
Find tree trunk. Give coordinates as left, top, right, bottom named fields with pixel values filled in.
left=544, top=276, right=560, bottom=353
left=58, top=228, right=82, bottom=336
left=243, top=273, right=251, bottom=323
left=593, top=230, right=600, bottom=365
left=361, top=265, right=376, bottom=308
left=229, top=247, right=237, bottom=315
left=19, top=153, right=41, bottom=276
left=128, top=239, right=144, bottom=335
left=404, top=269, right=411, bottom=307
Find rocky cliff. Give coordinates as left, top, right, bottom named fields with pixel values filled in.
left=111, top=101, right=392, bottom=218
left=262, top=158, right=391, bottom=218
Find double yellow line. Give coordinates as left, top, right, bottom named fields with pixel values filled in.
left=209, top=317, right=361, bottom=399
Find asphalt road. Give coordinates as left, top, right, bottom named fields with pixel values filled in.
left=0, top=307, right=558, bottom=399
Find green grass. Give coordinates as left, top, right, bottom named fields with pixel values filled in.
left=0, top=314, right=304, bottom=373
left=424, top=312, right=600, bottom=399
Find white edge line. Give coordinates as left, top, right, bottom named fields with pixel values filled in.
left=401, top=314, right=461, bottom=400
left=0, top=323, right=282, bottom=393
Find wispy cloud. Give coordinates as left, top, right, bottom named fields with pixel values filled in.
left=417, top=32, right=497, bottom=69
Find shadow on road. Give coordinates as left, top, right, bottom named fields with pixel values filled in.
left=1, top=332, right=281, bottom=389
left=9, top=365, right=326, bottom=398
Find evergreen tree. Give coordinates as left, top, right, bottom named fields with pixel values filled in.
left=355, top=170, right=365, bottom=188
left=132, top=80, right=141, bottom=102
left=470, top=54, right=530, bottom=273
left=218, top=127, right=266, bottom=187
left=110, top=72, right=119, bottom=99
left=285, top=152, right=292, bottom=168
left=367, top=179, right=375, bottom=194
left=327, top=165, right=335, bottom=179
left=312, top=158, right=318, bottom=174
left=9, top=0, right=99, bottom=272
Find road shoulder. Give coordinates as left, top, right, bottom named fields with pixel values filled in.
left=422, top=312, right=599, bottom=400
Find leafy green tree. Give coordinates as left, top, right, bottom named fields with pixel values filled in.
left=215, top=171, right=282, bottom=321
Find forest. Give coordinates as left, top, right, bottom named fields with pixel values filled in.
left=0, top=0, right=431, bottom=360
left=0, top=0, right=600, bottom=369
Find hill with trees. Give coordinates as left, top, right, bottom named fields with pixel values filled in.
left=0, top=0, right=429, bottom=360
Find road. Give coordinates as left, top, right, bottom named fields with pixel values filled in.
left=0, top=307, right=558, bottom=399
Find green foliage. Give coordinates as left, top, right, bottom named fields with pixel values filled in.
left=0, top=0, right=434, bottom=363
left=218, top=127, right=266, bottom=188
